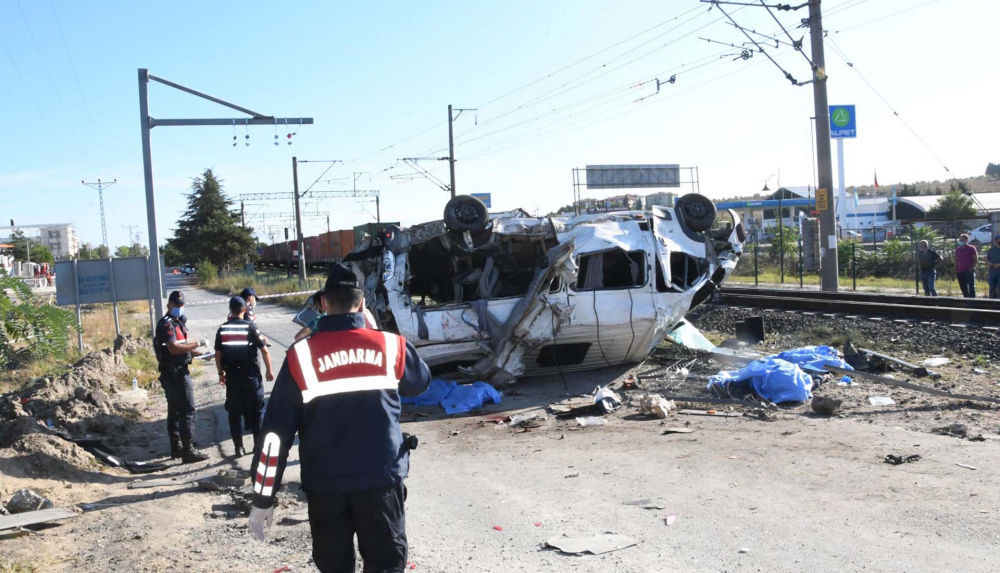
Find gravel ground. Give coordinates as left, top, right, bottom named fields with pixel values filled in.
left=4, top=288, right=1000, bottom=572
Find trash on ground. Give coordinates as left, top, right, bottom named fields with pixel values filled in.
left=868, top=397, right=896, bottom=407
left=402, top=379, right=502, bottom=414
left=708, top=346, right=852, bottom=403
left=678, top=409, right=742, bottom=418
left=664, top=514, right=676, bottom=526
left=594, top=386, right=622, bottom=414
left=884, top=454, right=921, bottom=465
left=825, top=365, right=1000, bottom=405
left=661, top=427, right=696, bottom=435
left=545, top=533, right=638, bottom=555
left=508, top=411, right=547, bottom=428
left=197, top=471, right=249, bottom=492
left=858, top=347, right=935, bottom=377
left=623, top=499, right=668, bottom=509
left=5, top=489, right=53, bottom=514
left=493, top=525, right=504, bottom=531
left=811, top=396, right=842, bottom=416
left=639, top=394, right=676, bottom=419
left=548, top=396, right=598, bottom=417
left=0, top=507, right=78, bottom=532
left=921, top=357, right=951, bottom=368
left=73, top=438, right=169, bottom=474
left=933, top=423, right=968, bottom=438
left=956, top=463, right=977, bottom=471
left=739, top=548, right=750, bottom=554
left=576, top=416, right=608, bottom=427
left=973, top=367, right=988, bottom=374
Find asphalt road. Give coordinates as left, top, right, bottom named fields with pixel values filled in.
left=159, top=274, right=1000, bottom=572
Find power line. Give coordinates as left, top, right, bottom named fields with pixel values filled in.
left=0, top=31, right=67, bottom=158
left=14, top=0, right=79, bottom=141
left=47, top=0, right=95, bottom=127
left=714, top=2, right=801, bottom=85
left=760, top=0, right=812, bottom=67
left=824, top=36, right=954, bottom=179
left=830, top=0, right=942, bottom=34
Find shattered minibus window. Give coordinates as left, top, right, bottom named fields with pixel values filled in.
left=574, top=249, right=647, bottom=290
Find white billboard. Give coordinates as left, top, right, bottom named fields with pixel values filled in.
left=585, top=164, right=681, bottom=189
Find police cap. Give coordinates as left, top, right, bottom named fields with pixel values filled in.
left=240, top=287, right=257, bottom=299
left=229, top=296, right=247, bottom=311
left=168, top=291, right=185, bottom=305
left=324, top=263, right=359, bottom=291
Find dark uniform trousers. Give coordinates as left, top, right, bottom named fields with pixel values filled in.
left=225, top=364, right=265, bottom=444
left=159, top=365, right=196, bottom=442
left=306, top=482, right=408, bottom=573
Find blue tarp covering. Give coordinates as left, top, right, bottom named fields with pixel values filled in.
left=401, top=379, right=503, bottom=414
left=707, top=346, right=853, bottom=404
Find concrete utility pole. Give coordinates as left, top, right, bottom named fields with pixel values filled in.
left=82, top=178, right=117, bottom=251
left=808, top=1, right=840, bottom=291
left=292, top=157, right=307, bottom=284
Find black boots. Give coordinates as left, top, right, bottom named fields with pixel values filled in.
left=180, top=438, right=209, bottom=464
left=170, top=439, right=182, bottom=460
left=232, top=437, right=247, bottom=458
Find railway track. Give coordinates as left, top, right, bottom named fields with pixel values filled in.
left=720, top=286, right=1000, bottom=324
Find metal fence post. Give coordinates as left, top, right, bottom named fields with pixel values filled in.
left=754, top=240, right=759, bottom=286
left=108, top=257, right=121, bottom=337
left=852, top=241, right=857, bottom=291
left=798, top=238, right=804, bottom=288
left=72, top=259, right=83, bottom=352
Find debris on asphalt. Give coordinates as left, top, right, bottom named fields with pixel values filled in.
left=869, top=397, right=896, bottom=407
left=825, top=365, right=1000, bottom=405
left=197, top=471, right=249, bottom=492
left=664, top=514, right=676, bottom=526
left=0, top=507, right=78, bottom=532
left=933, top=423, right=969, bottom=438
left=493, top=525, right=504, bottom=531
left=884, top=454, right=921, bottom=465
left=678, top=409, right=742, bottom=418
left=708, top=346, right=852, bottom=404
left=661, top=427, right=696, bottom=435
left=548, top=396, right=598, bottom=418
left=545, top=533, right=638, bottom=555
left=5, top=489, right=54, bottom=514
left=739, top=547, right=750, bottom=554
left=509, top=411, right=547, bottom=428
left=575, top=416, right=608, bottom=427
left=956, top=463, right=977, bottom=471
left=594, top=386, right=622, bottom=414
left=858, top=347, right=936, bottom=378
left=639, top=394, right=676, bottom=419
left=623, top=499, right=667, bottom=509
left=811, top=396, right=842, bottom=416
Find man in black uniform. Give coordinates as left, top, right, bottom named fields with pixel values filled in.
left=248, top=264, right=431, bottom=572
left=153, top=291, right=210, bottom=464
left=239, top=287, right=259, bottom=322
left=214, top=296, right=274, bottom=457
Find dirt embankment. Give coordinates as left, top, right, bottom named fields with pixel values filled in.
left=0, top=335, right=151, bottom=487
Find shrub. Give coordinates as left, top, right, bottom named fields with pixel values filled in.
left=196, top=260, right=219, bottom=285
left=0, top=270, right=78, bottom=370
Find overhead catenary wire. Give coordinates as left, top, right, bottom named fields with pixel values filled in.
left=830, top=0, right=942, bottom=34
left=759, top=0, right=813, bottom=67
left=47, top=0, right=95, bottom=128
left=0, top=31, right=68, bottom=159
left=713, top=2, right=800, bottom=84
left=824, top=36, right=954, bottom=179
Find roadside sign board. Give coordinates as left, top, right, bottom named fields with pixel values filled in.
left=55, top=257, right=162, bottom=306
left=471, top=193, right=492, bottom=208
left=815, top=188, right=829, bottom=211
left=829, top=105, right=857, bottom=138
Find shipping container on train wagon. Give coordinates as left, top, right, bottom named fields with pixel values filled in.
left=318, top=231, right=335, bottom=259
left=353, top=222, right=400, bottom=246
left=331, top=229, right=355, bottom=259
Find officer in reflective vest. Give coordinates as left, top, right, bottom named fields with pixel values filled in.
left=248, top=263, right=431, bottom=572
left=215, top=296, right=274, bottom=457
left=239, top=287, right=259, bottom=322
left=153, top=290, right=210, bottom=464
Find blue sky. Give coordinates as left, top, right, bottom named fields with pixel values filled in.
left=1, top=0, right=995, bottom=249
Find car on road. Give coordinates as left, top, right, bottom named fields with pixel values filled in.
left=178, top=264, right=196, bottom=275
left=341, top=193, right=745, bottom=384
left=969, top=224, right=994, bottom=244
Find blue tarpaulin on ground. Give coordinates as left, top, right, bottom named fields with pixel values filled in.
left=707, top=346, right=853, bottom=404
left=402, top=379, right=503, bottom=414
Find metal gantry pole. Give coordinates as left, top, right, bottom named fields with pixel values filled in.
left=447, top=104, right=456, bottom=198
left=292, top=157, right=307, bottom=284
left=82, top=179, right=117, bottom=250
left=809, top=0, right=840, bottom=292
left=138, top=69, right=165, bottom=320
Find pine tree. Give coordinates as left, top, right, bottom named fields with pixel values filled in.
left=927, top=188, right=977, bottom=219
left=166, top=169, right=256, bottom=270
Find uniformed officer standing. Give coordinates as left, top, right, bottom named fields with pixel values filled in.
left=214, top=296, right=275, bottom=457
left=153, top=291, right=210, bottom=464
left=248, top=264, right=431, bottom=573
left=239, top=287, right=259, bottom=322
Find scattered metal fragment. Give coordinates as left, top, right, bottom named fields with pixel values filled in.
left=545, top=533, right=638, bottom=555
left=884, top=454, right=921, bottom=465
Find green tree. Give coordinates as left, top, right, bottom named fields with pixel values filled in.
left=94, top=244, right=110, bottom=259
left=78, top=243, right=94, bottom=259
left=927, top=188, right=977, bottom=219
left=160, top=243, right=184, bottom=266
left=0, top=270, right=78, bottom=369
left=986, top=163, right=1000, bottom=178
left=114, top=245, right=131, bottom=258
left=128, top=243, right=150, bottom=257
left=897, top=183, right=919, bottom=197
left=166, top=169, right=256, bottom=271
